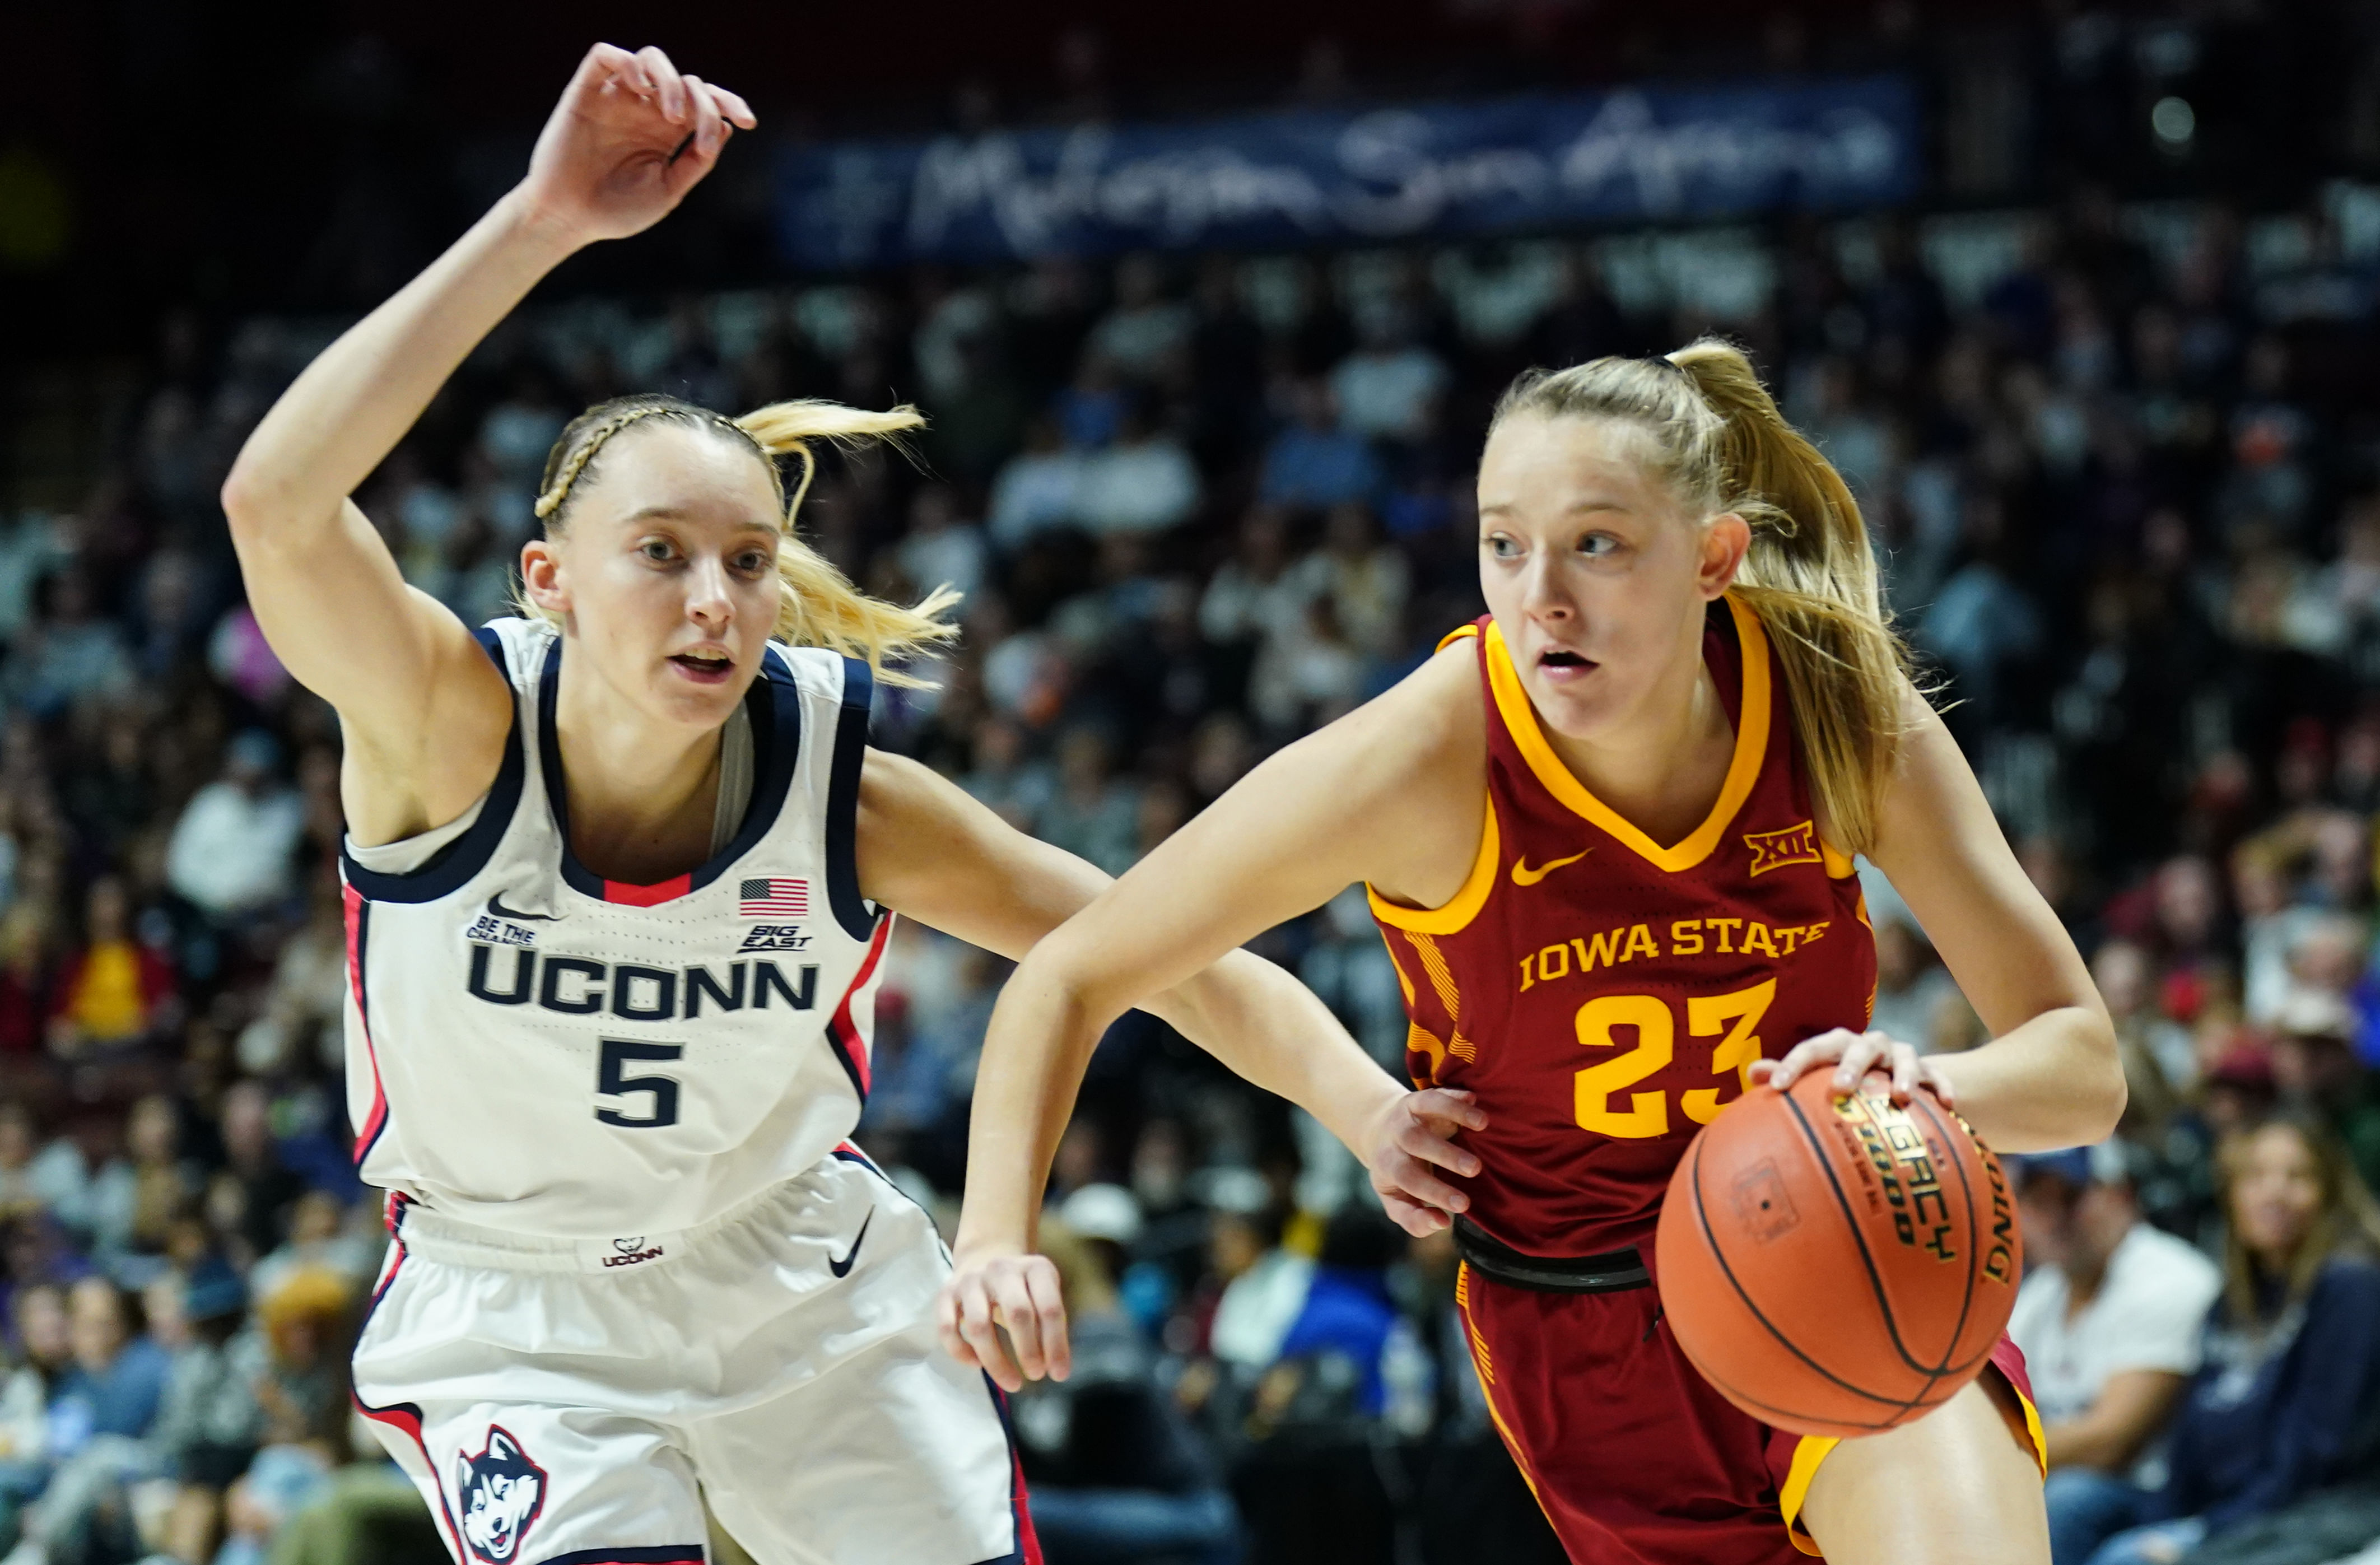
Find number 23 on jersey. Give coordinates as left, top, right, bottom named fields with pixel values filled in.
left=1572, top=977, right=1775, bottom=1139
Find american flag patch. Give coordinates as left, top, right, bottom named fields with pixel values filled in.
left=738, top=878, right=810, bottom=917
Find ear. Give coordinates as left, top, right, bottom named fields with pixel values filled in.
left=519, top=537, right=569, bottom=615
left=487, top=1429, right=519, bottom=1461
left=1697, top=511, right=1752, bottom=599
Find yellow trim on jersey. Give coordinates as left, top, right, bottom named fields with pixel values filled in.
left=2015, top=1378, right=2050, bottom=1476
left=1777, top=1371, right=2046, bottom=1556
left=1481, top=594, right=1772, bottom=874
left=1820, top=839, right=1856, bottom=878
left=1777, top=1436, right=1836, bottom=1556
left=1436, top=623, right=1484, bottom=653
left=1368, top=797, right=1501, bottom=934
left=1456, top=1263, right=1552, bottom=1512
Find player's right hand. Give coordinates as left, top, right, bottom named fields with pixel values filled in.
left=938, top=1247, right=1071, bottom=1393
left=515, top=43, right=758, bottom=248
left=1359, top=1086, right=1489, bottom=1237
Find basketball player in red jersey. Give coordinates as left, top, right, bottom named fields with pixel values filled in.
left=938, top=342, right=2125, bottom=1564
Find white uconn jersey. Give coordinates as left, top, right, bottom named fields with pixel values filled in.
left=339, top=617, right=889, bottom=1240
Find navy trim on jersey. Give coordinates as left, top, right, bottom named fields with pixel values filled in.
left=536, top=637, right=803, bottom=905
left=974, top=1374, right=1045, bottom=1565
left=825, top=656, right=875, bottom=940
left=341, top=628, right=527, bottom=903
left=535, top=1549, right=706, bottom=1565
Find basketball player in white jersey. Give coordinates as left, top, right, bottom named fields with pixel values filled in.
left=219, top=44, right=1476, bottom=1565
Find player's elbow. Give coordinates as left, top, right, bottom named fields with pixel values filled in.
left=1011, top=916, right=1132, bottom=1033
left=218, top=460, right=280, bottom=546
left=2074, top=1012, right=2128, bottom=1142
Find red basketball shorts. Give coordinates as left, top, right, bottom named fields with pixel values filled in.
left=1454, top=1261, right=2043, bottom=1564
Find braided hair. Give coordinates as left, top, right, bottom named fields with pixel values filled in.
left=525, top=393, right=958, bottom=684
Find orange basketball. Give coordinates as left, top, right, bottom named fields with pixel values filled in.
left=1652, top=1070, right=2023, bottom=1440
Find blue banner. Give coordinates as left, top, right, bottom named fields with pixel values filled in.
left=775, top=75, right=1918, bottom=271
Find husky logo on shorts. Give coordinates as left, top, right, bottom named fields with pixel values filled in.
left=457, top=1426, right=547, bottom=1565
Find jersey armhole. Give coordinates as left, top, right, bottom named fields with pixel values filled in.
left=1367, top=797, right=1499, bottom=935
left=339, top=628, right=527, bottom=903
left=823, top=656, right=879, bottom=941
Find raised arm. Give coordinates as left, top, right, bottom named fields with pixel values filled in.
left=1760, top=687, right=2123, bottom=1151
left=218, top=44, right=753, bottom=844
left=908, top=646, right=1492, bottom=1386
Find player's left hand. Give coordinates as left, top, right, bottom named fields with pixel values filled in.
left=1358, top=1087, right=1489, bottom=1236
left=1750, top=1027, right=1956, bottom=1110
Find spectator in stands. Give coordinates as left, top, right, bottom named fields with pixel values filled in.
left=1259, top=381, right=1380, bottom=511
left=988, top=414, right=1084, bottom=549
left=247, top=1191, right=375, bottom=1305
left=87, top=1094, right=198, bottom=1280
left=896, top=485, right=989, bottom=604
left=0, top=910, right=50, bottom=1059
left=1090, top=254, right=1194, bottom=383
left=7, top=572, right=134, bottom=718
left=45, top=877, right=175, bottom=1059
left=1289, top=504, right=1409, bottom=660
left=1074, top=403, right=1200, bottom=537
left=2084, top=1117, right=2380, bottom=1565
left=2266, top=991, right=2380, bottom=1198
left=2010, top=1143, right=2224, bottom=1565
left=1328, top=314, right=1447, bottom=445
left=148, top=1267, right=261, bottom=1565
left=2093, top=939, right=2196, bottom=1140
left=0, top=1103, right=78, bottom=1228
left=0, top=1283, right=68, bottom=1534
left=213, top=1084, right=304, bottom=1268
left=1035, top=728, right=1140, bottom=879
left=164, top=731, right=304, bottom=923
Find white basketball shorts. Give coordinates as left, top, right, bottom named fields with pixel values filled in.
left=351, top=1147, right=1040, bottom=1565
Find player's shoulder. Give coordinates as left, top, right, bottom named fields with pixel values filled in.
left=1321, top=629, right=1486, bottom=780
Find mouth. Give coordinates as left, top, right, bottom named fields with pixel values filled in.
left=1536, top=645, right=1596, bottom=683
left=668, top=649, right=736, bottom=686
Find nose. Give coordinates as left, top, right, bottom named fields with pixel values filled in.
left=1519, top=551, right=1574, bottom=623
left=684, top=555, right=734, bottom=632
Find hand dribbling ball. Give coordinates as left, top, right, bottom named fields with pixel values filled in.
left=1654, top=1070, right=2022, bottom=1439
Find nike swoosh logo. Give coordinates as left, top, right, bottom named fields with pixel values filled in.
left=1511, top=849, right=1592, bottom=887
left=486, top=894, right=557, bottom=923
left=828, top=1210, right=873, bottom=1279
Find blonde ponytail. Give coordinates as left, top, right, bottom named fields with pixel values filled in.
left=528, top=393, right=959, bottom=687
left=1489, top=340, right=1915, bottom=854
left=733, top=400, right=960, bottom=686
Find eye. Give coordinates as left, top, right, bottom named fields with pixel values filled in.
left=1577, top=532, right=1619, bottom=558
left=1483, top=533, right=1521, bottom=560
left=733, top=549, right=774, bottom=576
left=639, top=538, right=678, bottom=563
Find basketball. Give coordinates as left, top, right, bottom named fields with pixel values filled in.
left=1653, top=1070, right=2023, bottom=1440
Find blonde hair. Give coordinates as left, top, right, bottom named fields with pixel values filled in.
left=527, top=393, right=959, bottom=686
left=1489, top=339, right=1914, bottom=854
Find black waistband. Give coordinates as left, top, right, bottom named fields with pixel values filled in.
left=1453, top=1217, right=1651, bottom=1294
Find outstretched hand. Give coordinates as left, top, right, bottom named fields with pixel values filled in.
left=518, top=43, right=757, bottom=248
left=1749, top=1026, right=1956, bottom=1109
left=1359, top=1087, right=1488, bottom=1236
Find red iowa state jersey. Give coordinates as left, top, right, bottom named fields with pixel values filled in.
left=1370, top=594, right=1876, bottom=1257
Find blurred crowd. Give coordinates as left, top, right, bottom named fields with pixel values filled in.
left=11, top=121, right=2380, bottom=1563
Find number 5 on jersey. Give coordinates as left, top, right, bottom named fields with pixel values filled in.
left=1572, top=978, right=1774, bottom=1138
left=597, top=1039, right=683, bottom=1128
